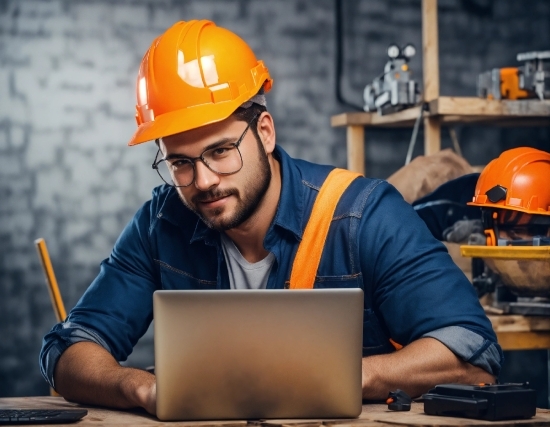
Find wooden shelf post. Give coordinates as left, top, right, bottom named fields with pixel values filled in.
left=422, top=0, right=441, bottom=155
left=346, top=126, right=365, bottom=175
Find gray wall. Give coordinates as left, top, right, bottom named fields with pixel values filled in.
left=1, top=0, right=549, bottom=398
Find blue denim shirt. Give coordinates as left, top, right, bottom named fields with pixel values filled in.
left=40, top=146, right=503, bottom=389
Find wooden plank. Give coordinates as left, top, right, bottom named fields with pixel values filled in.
left=323, top=423, right=394, bottom=427
left=331, top=107, right=421, bottom=128
left=331, top=98, right=550, bottom=129
left=2, top=397, right=550, bottom=426
left=422, top=0, right=439, bottom=102
left=488, top=315, right=550, bottom=351
left=347, top=402, right=550, bottom=426
left=424, top=116, right=441, bottom=155
left=431, top=97, right=550, bottom=117
left=346, top=126, right=365, bottom=175
left=440, top=115, right=506, bottom=124
left=489, top=315, right=550, bottom=332
left=431, top=97, right=503, bottom=116
left=440, top=115, right=550, bottom=126
left=0, top=397, right=247, bottom=426
left=503, top=99, right=550, bottom=115
left=496, top=331, right=550, bottom=351
left=262, top=402, right=550, bottom=426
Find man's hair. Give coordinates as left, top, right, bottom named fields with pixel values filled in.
left=231, top=103, right=267, bottom=141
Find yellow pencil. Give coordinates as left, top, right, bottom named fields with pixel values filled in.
left=34, top=238, right=67, bottom=322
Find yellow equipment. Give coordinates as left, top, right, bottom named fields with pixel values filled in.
left=461, top=246, right=550, bottom=298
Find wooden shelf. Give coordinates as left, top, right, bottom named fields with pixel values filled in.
left=331, top=105, right=423, bottom=128
left=331, top=0, right=550, bottom=175
left=489, top=315, right=550, bottom=351
left=331, top=97, right=550, bottom=129
left=433, top=97, right=550, bottom=117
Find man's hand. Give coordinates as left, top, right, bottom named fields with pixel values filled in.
left=54, top=342, right=157, bottom=415
left=361, top=337, right=495, bottom=400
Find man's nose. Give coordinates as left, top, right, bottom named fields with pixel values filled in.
left=193, top=160, right=220, bottom=191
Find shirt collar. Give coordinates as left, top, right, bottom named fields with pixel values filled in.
left=152, top=186, right=218, bottom=245
left=269, top=145, right=304, bottom=240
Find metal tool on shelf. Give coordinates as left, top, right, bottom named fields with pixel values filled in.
left=478, top=50, right=550, bottom=100
left=363, top=44, right=421, bottom=115
left=517, top=50, right=550, bottom=100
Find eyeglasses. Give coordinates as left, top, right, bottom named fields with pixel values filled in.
left=152, top=115, right=258, bottom=188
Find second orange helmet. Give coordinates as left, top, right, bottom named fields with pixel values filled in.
left=469, top=147, right=550, bottom=216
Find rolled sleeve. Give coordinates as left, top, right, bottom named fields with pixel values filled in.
left=357, top=182, right=502, bottom=374
left=39, top=321, right=111, bottom=390
left=423, top=325, right=503, bottom=377
left=39, top=195, right=160, bottom=390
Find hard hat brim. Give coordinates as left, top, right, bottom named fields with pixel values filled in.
left=467, top=201, right=550, bottom=216
left=128, top=98, right=248, bottom=146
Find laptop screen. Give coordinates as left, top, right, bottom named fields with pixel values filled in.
left=153, top=288, right=363, bottom=421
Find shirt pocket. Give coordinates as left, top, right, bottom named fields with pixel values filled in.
left=362, top=309, right=395, bottom=357
left=313, top=273, right=363, bottom=288
left=156, top=260, right=217, bottom=290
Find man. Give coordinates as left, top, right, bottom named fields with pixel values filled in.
left=40, top=20, right=501, bottom=415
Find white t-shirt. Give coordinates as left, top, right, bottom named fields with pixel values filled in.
left=220, top=233, right=275, bottom=289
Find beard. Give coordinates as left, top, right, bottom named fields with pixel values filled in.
left=180, top=138, right=272, bottom=231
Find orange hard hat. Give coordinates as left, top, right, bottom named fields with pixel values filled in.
left=469, top=147, right=550, bottom=216
left=128, top=20, right=273, bottom=146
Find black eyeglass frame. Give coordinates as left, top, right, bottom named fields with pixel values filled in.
left=152, top=114, right=260, bottom=188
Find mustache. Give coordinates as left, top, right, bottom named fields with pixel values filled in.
left=192, top=188, right=237, bottom=204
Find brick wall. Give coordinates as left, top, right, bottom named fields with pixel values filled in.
left=1, top=0, right=549, bottom=398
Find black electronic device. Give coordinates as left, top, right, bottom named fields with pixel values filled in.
left=422, top=383, right=536, bottom=421
left=0, top=409, right=88, bottom=425
left=387, top=389, right=412, bottom=411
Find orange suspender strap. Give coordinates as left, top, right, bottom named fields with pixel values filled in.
left=287, top=168, right=404, bottom=351
left=289, top=168, right=361, bottom=289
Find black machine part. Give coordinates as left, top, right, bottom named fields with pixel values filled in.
left=505, top=301, right=550, bottom=316
left=422, top=383, right=537, bottom=421
left=387, top=389, right=412, bottom=411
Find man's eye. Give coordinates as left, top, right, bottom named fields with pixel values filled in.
left=169, top=159, right=190, bottom=168
left=212, top=147, right=230, bottom=156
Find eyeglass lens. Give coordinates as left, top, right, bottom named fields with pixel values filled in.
left=153, top=114, right=258, bottom=188
left=155, top=143, right=243, bottom=187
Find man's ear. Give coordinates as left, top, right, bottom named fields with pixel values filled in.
left=256, top=112, right=276, bottom=154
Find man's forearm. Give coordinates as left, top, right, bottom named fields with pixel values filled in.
left=362, top=337, right=495, bottom=400
left=54, top=341, right=156, bottom=414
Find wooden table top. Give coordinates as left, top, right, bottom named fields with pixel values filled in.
left=1, top=396, right=550, bottom=427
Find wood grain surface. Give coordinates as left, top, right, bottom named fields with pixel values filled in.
left=2, top=397, right=550, bottom=427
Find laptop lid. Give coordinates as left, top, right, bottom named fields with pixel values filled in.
left=153, top=289, right=363, bottom=421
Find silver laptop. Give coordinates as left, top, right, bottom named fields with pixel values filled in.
left=153, top=289, right=363, bottom=421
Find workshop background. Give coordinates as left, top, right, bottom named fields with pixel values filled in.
left=1, top=0, right=549, bottom=406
